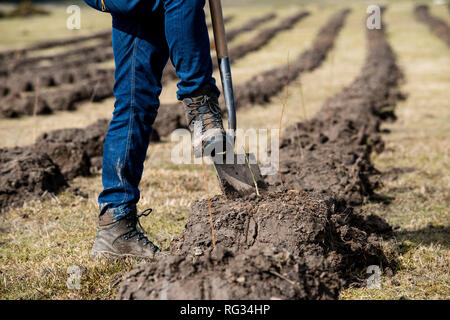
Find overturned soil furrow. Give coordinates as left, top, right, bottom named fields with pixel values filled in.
left=0, top=40, right=113, bottom=78
left=414, top=4, right=450, bottom=47
left=117, top=11, right=402, bottom=300
left=0, top=69, right=115, bottom=118
left=0, top=119, right=109, bottom=213
left=0, top=15, right=234, bottom=87
left=223, top=13, right=277, bottom=43
left=0, top=29, right=112, bottom=64
left=153, top=9, right=347, bottom=139
left=0, top=147, right=68, bottom=215
left=161, top=11, right=309, bottom=83
left=0, top=15, right=235, bottom=87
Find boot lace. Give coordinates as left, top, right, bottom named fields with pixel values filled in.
left=186, top=95, right=223, bottom=133
left=124, top=208, right=156, bottom=247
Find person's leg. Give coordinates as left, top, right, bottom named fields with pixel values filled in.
left=98, top=3, right=169, bottom=222
left=162, top=0, right=220, bottom=99
left=162, top=0, right=229, bottom=158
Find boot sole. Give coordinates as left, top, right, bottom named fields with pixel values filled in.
left=91, top=249, right=162, bottom=261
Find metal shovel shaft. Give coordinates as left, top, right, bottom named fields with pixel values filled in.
left=208, top=0, right=236, bottom=135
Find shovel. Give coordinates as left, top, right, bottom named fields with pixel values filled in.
left=208, top=0, right=266, bottom=198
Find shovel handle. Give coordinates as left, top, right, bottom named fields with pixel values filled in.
left=208, top=0, right=228, bottom=58
left=208, top=0, right=237, bottom=135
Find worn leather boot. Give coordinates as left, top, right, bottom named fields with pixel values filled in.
left=91, top=209, right=161, bottom=259
left=182, top=84, right=230, bottom=158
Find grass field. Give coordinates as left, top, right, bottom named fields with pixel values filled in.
left=0, top=0, right=448, bottom=299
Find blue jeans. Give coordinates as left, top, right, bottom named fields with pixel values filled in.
left=83, top=0, right=219, bottom=220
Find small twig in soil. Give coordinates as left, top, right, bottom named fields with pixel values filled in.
left=269, top=269, right=298, bottom=286
left=201, top=156, right=216, bottom=249
left=278, top=53, right=290, bottom=188
left=243, top=151, right=260, bottom=197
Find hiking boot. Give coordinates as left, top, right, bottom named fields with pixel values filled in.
left=182, top=84, right=230, bottom=158
left=91, top=208, right=161, bottom=259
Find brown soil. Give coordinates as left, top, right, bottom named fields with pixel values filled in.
left=0, top=29, right=112, bottom=64
left=414, top=5, right=450, bottom=47
left=172, top=191, right=392, bottom=273
left=34, top=119, right=109, bottom=179
left=117, top=11, right=402, bottom=300
left=0, top=146, right=67, bottom=214
left=119, top=245, right=341, bottom=300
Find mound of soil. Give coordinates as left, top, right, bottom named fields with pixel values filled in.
left=0, top=146, right=67, bottom=213
left=0, top=119, right=109, bottom=211
left=119, top=191, right=392, bottom=300
left=35, top=119, right=110, bottom=179
left=415, top=5, right=450, bottom=47
left=119, top=246, right=341, bottom=300
left=0, top=70, right=115, bottom=118
left=172, top=191, right=391, bottom=275
left=118, top=10, right=401, bottom=300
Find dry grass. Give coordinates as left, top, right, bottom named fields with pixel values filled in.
left=0, top=1, right=449, bottom=300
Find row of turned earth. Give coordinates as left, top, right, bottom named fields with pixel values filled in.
left=117, top=7, right=403, bottom=300
left=0, top=15, right=235, bottom=63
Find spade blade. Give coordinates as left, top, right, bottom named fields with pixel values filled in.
left=212, top=153, right=266, bottom=198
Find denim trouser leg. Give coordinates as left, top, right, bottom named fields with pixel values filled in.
left=162, top=0, right=219, bottom=99
left=82, top=0, right=219, bottom=221
left=98, top=8, right=169, bottom=220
